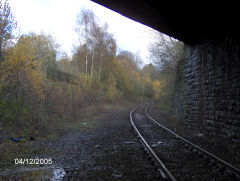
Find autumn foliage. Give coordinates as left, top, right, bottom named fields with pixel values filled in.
left=0, top=3, right=181, bottom=137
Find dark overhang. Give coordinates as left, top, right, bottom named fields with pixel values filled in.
left=91, top=0, right=240, bottom=45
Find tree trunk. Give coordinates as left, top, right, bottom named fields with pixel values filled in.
left=91, top=43, right=95, bottom=77
left=0, top=40, right=3, bottom=63
left=85, top=44, right=88, bottom=75
left=98, top=50, right=102, bottom=83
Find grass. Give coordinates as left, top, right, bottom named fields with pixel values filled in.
left=48, top=100, right=132, bottom=131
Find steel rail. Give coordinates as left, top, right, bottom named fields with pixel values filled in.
left=145, top=103, right=240, bottom=176
left=130, top=104, right=177, bottom=181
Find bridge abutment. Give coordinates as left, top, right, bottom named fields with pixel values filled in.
left=183, top=37, right=240, bottom=142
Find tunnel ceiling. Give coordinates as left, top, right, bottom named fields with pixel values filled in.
left=91, top=0, right=239, bottom=45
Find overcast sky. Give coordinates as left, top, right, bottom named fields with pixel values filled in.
left=9, top=0, right=157, bottom=64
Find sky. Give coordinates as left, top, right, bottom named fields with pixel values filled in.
left=9, top=0, right=158, bottom=64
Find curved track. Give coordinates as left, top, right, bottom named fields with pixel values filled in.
left=130, top=104, right=177, bottom=181
left=130, top=103, right=240, bottom=181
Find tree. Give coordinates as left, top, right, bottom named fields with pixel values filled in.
left=1, top=37, right=44, bottom=97
left=104, top=73, right=120, bottom=102
left=148, top=31, right=183, bottom=73
left=96, top=24, right=116, bottom=82
left=57, top=52, right=72, bottom=73
left=74, top=9, right=118, bottom=87
left=72, top=44, right=86, bottom=74
left=148, top=31, right=184, bottom=110
left=0, top=0, right=17, bottom=62
left=0, top=35, right=44, bottom=134
left=140, top=63, right=159, bottom=81
left=17, top=33, right=58, bottom=80
left=75, top=9, right=96, bottom=75
left=151, top=80, right=162, bottom=99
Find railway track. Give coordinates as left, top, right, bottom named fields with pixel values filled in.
left=130, top=103, right=240, bottom=181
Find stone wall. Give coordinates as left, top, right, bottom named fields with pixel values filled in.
left=183, top=38, right=240, bottom=142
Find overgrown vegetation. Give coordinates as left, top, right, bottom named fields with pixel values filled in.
left=148, top=31, right=184, bottom=111
left=0, top=2, right=184, bottom=139
left=0, top=0, right=185, bottom=170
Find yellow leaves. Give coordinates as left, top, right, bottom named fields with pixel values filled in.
left=142, top=73, right=151, bottom=85
left=152, top=80, right=161, bottom=89
left=139, top=71, right=166, bottom=100
left=0, top=36, right=44, bottom=99
left=151, top=80, right=163, bottom=99
left=27, top=70, right=44, bottom=99
left=104, top=73, right=121, bottom=102
left=103, top=58, right=133, bottom=95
